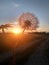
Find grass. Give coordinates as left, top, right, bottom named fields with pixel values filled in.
left=0, top=32, right=49, bottom=65
left=0, top=33, right=45, bottom=51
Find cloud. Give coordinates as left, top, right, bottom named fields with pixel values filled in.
left=13, top=2, right=20, bottom=8
left=14, top=4, right=20, bottom=7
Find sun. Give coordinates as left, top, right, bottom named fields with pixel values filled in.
left=11, top=27, right=23, bottom=34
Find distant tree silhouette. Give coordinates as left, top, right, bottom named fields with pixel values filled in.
left=0, top=24, right=12, bottom=33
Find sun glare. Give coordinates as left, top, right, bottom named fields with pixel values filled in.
left=11, top=27, right=22, bottom=34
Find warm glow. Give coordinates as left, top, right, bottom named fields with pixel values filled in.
left=11, top=27, right=23, bottom=34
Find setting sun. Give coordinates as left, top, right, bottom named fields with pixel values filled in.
left=11, top=27, right=23, bottom=34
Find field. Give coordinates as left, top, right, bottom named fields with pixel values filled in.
left=0, top=33, right=49, bottom=65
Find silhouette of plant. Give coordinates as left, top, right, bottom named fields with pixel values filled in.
left=0, top=24, right=12, bottom=33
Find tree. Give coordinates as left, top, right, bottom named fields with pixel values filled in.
left=0, top=24, right=12, bottom=33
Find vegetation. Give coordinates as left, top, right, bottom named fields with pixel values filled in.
left=0, top=24, right=12, bottom=33
left=0, top=32, right=49, bottom=65
left=22, top=20, right=32, bottom=32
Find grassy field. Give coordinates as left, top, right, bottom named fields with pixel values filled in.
left=0, top=33, right=49, bottom=65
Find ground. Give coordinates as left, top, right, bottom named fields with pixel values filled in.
left=0, top=33, right=49, bottom=65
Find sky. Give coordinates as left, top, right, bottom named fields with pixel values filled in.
left=0, top=0, right=49, bottom=32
